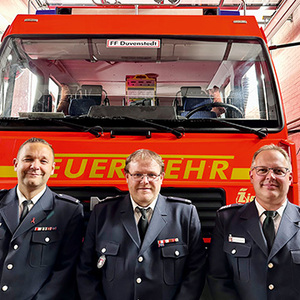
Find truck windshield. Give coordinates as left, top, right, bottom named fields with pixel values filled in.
left=0, top=36, right=282, bottom=131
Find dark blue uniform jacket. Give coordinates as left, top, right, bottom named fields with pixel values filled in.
left=0, top=186, right=84, bottom=300
left=208, top=200, right=300, bottom=300
left=77, top=193, right=207, bottom=300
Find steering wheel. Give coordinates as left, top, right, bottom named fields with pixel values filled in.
left=185, top=102, right=244, bottom=118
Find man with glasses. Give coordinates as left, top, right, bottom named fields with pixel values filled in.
left=207, top=144, right=300, bottom=300
left=77, top=149, right=206, bottom=300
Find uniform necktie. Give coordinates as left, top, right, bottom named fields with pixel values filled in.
left=20, top=200, right=31, bottom=222
left=137, top=207, right=149, bottom=243
left=263, top=210, right=277, bottom=251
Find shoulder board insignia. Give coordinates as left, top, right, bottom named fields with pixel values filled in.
left=90, top=195, right=124, bottom=211
left=100, top=195, right=123, bottom=202
left=166, top=196, right=192, bottom=204
left=219, top=203, right=244, bottom=211
left=56, top=193, right=80, bottom=204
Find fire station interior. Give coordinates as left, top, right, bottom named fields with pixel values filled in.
left=0, top=0, right=300, bottom=232
left=0, top=3, right=299, bottom=222
left=0, top=2, right=300, bottom=299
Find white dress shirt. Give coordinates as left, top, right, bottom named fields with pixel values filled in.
left=130, top=196, right=158, bottom=225
left=17, top=187, right=46, bottom=218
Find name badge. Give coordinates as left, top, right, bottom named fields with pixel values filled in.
left=228, top=234, right=245, bottom=244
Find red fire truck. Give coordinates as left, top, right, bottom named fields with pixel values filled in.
left=0, top=6, right=298, bottom=243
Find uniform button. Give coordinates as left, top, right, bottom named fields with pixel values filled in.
left=1, top=285, right=8, bottom=292
left=268, top=284, right=274, bottom=290
left=136, top=278, right=142, bottom=284
left=138, top=256, right=144, bottom=263
left=45, top=237, right=50, bottom=243
left=101, top=248, right=106, bottom=253
left=7, top=264, right=13, bottom=270
left=175, top=250, right=180, bottom=256
left=268, top=263, right=274, bottom=269
left=231, top=249, right=237, bottom=254
left=13, top=244, right=19, bottom=250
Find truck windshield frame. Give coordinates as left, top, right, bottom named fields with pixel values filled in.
left=0, top=34, right=284, bottom=133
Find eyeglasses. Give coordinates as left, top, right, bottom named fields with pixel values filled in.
left=128, top=172, right=161, bottom=182
left=252, top=166, right=290, bottom=177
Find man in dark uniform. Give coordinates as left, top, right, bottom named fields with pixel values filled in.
left=77, top=149, right=206, bottom=300
left=208, top=144, right=300, bottom=300
left=0, top=137, right=84, bottom=299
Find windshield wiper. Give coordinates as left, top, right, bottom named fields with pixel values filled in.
left=17, top=112, right=103, bottom=137
left=17, top=114, right=182, bottom=138
left=44, top=117, right=183, bottom=138
left=50, top=119, right=104, bottom=138
left=208, top=118, right=268, bottom=138
left=120, top=116, right=184, bottom=138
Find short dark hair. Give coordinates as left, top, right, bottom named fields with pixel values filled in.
left=124, top=149, right=165, bottom=174
left=251, top=144, right=292, bottom=170
left=17, top=137, right=55, bottom=160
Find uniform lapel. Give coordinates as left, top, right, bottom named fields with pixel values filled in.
left=240, top=201, right=268, bottom=256
left=120, top=194, right=140, bottom=248
left=140, top=194, right=167, bottom=253
left=269, top=201, right=300, bottom=259
left=0, top=187, right=19, bottom=234
left=13, top=187, right=54, bottom=240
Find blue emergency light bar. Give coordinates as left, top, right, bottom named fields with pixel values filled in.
left=36, top=7, right=72, bottom=15
left=35, top=10, right=56, bottom=15
left=218, top=9, right=240, bottom=15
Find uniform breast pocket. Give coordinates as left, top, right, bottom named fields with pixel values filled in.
left=96, top=241, right=120, bottom=282
left=224, top=241, right=251, bottom=282
left=30, top=231, right=61, bottom=267
left=162, top=244, right=189, bottom=285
